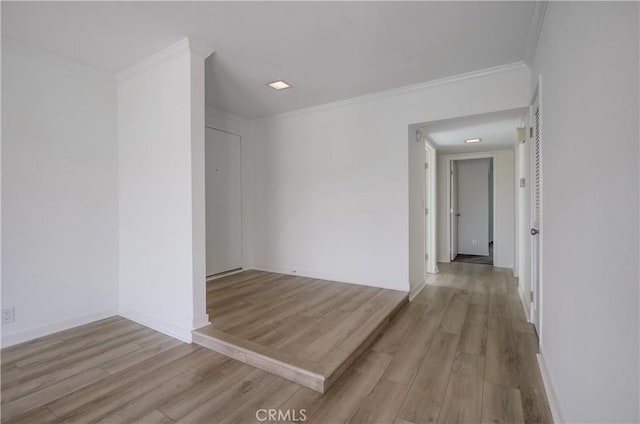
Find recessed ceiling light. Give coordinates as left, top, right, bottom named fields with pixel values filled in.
left=267, top=80, right=291, bottom=90
left=465, top=138, right=482, bottom=144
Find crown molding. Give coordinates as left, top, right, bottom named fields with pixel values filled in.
left=524, top=1, right=548, bottom=66
left=116, top=37, right=213, bottom=82
left=255, top=61, right=528, bottom=122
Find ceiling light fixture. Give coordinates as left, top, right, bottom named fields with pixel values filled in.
left=465, top=138, right=482, bottom=144
left=267, top=80, right=291, bottom=90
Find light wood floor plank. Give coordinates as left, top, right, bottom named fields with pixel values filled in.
left=1, top=263, right=551, bottom=424
left=1, top=406, right=58, bottom=424
left=159, top=359, right=252, bottom=420
left=396, top=330, right=460, bottom=423
left=3, top=327, right=152, bottom=388
left=372, top=302, right=427, bottom=355
left=93, top=371, right=203, bottom=424
left=348, top=378, right=409, bottom=424
left=437, top=353, right=485, bottom=423
left=217, top=377, right=301, bottom=424
left=2, top=342, right=141, bottom=403
left=132, top=409, right=175, bottom=424
left=513, top=332, right=554, bottom=424
left=382, top=315, right=439, bottom=385
left=481, top=381, right=525, bottom=424
left=457, top=303, right=488, bottom=356
left=2, top=368, right=109, bottom=422
left=100, top=338, right=182, bottom=374
left=439, top=292, right=470, bottom=334
left=484, top=316, right=519, bottom=388
left=175, top=371, right=276, bottom=424
left=306, top=351, right=392, bottom=424
left=49, top=347, right=214, bottom=422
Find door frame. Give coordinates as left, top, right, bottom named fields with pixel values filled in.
left=408, top=127, right=438, bottom=300
left=529, top=77, right=544, bottom=339
left=450, top=160, right=458, bottom=260
left=204, top=125, right=244, bottom=279
left=424, top=135, right=438, bottom=274
left=442, top=152, right=497, bottom=265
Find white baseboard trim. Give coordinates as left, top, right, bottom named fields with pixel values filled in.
left=410, top=280, right=427, bottom=301
left=537, top=353, right=566, bottom=423
left=192, top=314, right=211, bottom=331
left=1, top=309, right=117, bottom=348
left=438, top=258, right=451, bottom=263
left=518, top=286, right=531, bottom=322
left=206, top=268, right=244, bottom=281
left=118, top=308, right=192, bottom=343
left=250, top=265, right=408, bottom=293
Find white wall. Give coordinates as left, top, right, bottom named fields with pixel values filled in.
left=437, top=150, right=515, bottom=269
left=532, top=3, right=639, bottom=422
left=456, top=159, right=490, bottom=255
left=250, top=65, right=530, bottom=291
left=1, top=41, right=118, bottom=346
left=117, top=39, right=210, bottom=342
left=493, top=150, right=515, bottom=269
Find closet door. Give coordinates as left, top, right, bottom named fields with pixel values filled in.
left=205, top=127, right=242, bottom=276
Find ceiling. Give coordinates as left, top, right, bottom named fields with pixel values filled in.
left=420, top=108, right=528, bottom=155
left=2, top=2, right=536, bottom=119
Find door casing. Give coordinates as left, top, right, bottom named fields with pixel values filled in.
left=443, top=152, right=497, bottom=264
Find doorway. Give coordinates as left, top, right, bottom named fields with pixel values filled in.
left=408, top=127, right=437, bottom=299
left=205, top=126, right=242, bottom=277
left=450, top=158, right=494, bottom=265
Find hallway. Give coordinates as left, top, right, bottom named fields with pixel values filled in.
left=1, top=263, right=551, bottom=423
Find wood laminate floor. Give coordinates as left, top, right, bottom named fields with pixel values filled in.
left=1, top=263, right=552, bottom=424
left=194, top=271, right=408, bottom=392
left=453, top=243, right=493, bottom=266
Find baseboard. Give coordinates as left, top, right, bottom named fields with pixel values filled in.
left=250, top=265, right=408, bottom=293
left=438, top=258, right=451, bottom=263
left=206, top=268, right=244, bottom=281
left=117, top=307, right=193, bottom=343
left=192, top=313, right=211, bottom=331
left=537, top=353, right=566, bottom=423
left=518, top=285, right=531, bottom=322
left=410, top=280, right=427, bottom=301
left=1, top=309, right=117, bottom=348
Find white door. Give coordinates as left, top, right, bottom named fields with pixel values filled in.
left=530, top=97, right=542, bottom=329
left=205, top=127, right=242, bottom=276
left=457, top=159, right=490, bottom=256
left=450, top=161, right=459, bottom=261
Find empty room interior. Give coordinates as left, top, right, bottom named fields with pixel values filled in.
left=1, top=2, right=639, bottom=424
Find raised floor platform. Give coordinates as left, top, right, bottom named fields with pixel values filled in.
left=192, top=271, right=408, bottom=393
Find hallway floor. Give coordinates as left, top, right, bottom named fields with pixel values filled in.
left=1, top=263, right=552, bottom=423
left=453, top=242, right=494, bottom=266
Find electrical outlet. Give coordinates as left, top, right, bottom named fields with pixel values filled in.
left=2, top=307, right=15, bottom=325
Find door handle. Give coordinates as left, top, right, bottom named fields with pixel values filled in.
left=530, top=228, right=539, bottom=236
